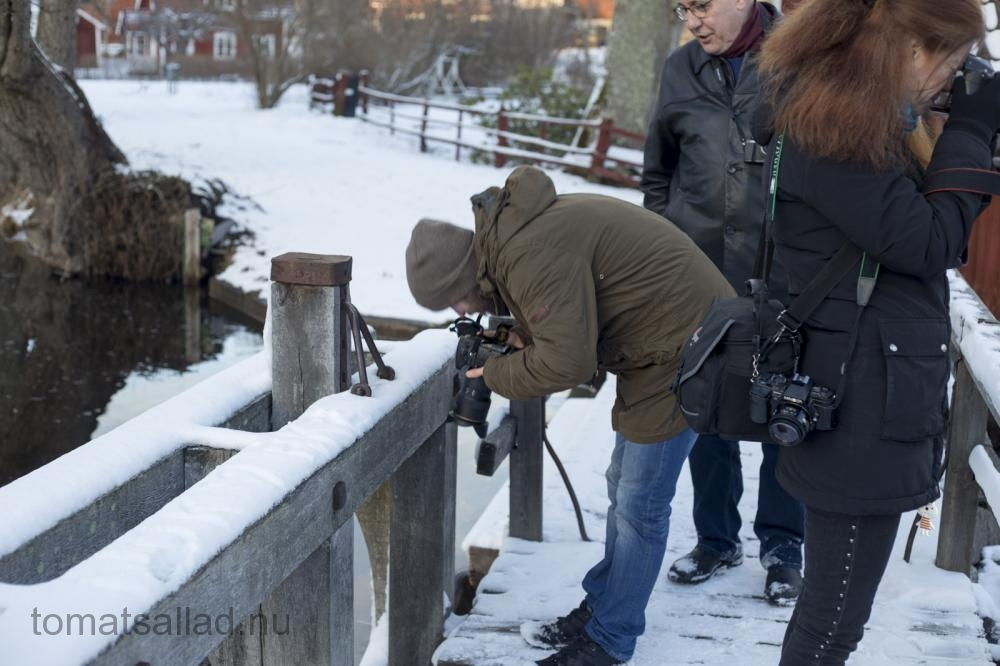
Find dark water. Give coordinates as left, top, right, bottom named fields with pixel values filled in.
left=0, top=245, right=262, bottom=486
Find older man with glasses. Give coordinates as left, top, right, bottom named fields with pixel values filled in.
left=641, top=0, right=806, bottom=607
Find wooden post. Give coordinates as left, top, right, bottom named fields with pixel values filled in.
left=937, top=357, right=991, bottom=575
left=590, top=118, right=613, bottom=177
left=389, top=421, right=457, bottom=665
left=390, top=100, right=396, bottom=135
left=334, top=72, right=347, bottom=117
left=509, top=397, right=545, bottom=541
left=455, top=109, right=463, bottom=162
left=182, top=208, right=200, bottom=286
left=183, top=286, right=200, bottom=364
left=360, top=70, right=369, bottom=115
left=495, top=107, right=508, bottom=168
left=246, top=252, right=354, bottom=665
left=420, top=99, right=430, bottom=153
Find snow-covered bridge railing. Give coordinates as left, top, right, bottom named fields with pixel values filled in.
left=355, top=85, right=644, bottom=188
left=0, top=253, right=473, bottom=665
left=937, top=271, right=1000, bottom=578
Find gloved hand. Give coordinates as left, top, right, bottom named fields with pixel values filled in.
left=946, top=70, right=1000, bottom=139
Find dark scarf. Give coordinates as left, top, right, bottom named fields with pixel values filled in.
left=721, top=2, right=767, bottom=58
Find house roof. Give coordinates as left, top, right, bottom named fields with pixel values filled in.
left=77, top=2, right=110, bottom=29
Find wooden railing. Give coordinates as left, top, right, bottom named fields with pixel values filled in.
left=0, top=253, right=549, bottom=665
left=355, top=85, right=644, bottom=188
left=936, top=271, right=1000, bottom=579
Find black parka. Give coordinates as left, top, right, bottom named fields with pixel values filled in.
left=641, top=2, right=786, bottom=300
left=769, top=123, right=993, bottom=515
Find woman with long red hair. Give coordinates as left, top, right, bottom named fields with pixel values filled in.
left=756, top=0, right=1000, bottom=663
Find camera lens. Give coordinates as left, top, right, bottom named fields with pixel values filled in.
left=452, top=375, right=493, bottom=437
left=769, top=405, right=810, bottom=446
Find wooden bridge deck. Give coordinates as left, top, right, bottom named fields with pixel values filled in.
left=435, top=383, right=996, bottom=665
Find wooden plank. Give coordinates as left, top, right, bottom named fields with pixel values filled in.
left=270, top=282, right=346, bottom=429
left=0, top=395, right=265, bottom=585
left=255, top=271, right=355, bottom=665
left=0, top=451, right=184, bottom=585
left=184, top=286, right=201, bottom=363
left=91, top=363, right=452, bottom=666
left=259, top=526, right=353, bottom=666
left=183, top=208, right=201, bottom=286
left=508, top=398, right=544, bottom=541
left=184, top=447, right=236, bottom=489
left=218, top=393, right=271, bottom=433
left=442, top=420, right=458, bottom=615
left=937, top=358, right=991, bottom=575
left=476, top=415, right=517, bottom=477
left=389, top=422, right=457, bottom=665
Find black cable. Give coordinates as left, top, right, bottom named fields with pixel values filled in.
left=543, top=427, right=591, bottom=542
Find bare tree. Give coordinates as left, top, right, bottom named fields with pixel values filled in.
left=982, top=0, right=999, bottom=61
left=231, top=0, right=303, bottom=108
left=0, top=0, right=191, bottom=279
left=35, top=0, right=77, bottom=70
left=603, top=0, right=682, bottom=135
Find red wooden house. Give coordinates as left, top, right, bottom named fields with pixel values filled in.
left=78, top=0, right=285, bottom=77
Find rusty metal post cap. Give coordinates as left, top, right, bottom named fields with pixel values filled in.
left=271, top=253, right=352, bottom=286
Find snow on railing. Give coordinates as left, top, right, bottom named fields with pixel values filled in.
left=937, top=270, right=1000, bottom=578
left=0, top=251, right=555, bottom=666
left=0, top=253, right=459, bottom=665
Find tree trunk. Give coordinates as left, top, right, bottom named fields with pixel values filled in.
left=603, top=0, right=682, bottom=135
left=36, top=0, right=77, bottom=71
left=0, top=0, right=191, bottom=279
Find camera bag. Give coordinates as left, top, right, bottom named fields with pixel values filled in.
left=672, top=134, right=876, bottom=443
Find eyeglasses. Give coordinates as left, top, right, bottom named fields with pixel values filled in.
left=673, top=0, right=713, bottom=21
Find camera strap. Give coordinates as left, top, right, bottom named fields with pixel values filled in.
left=922, top=167, right=1000, bottom=196
left=755, top=132, right=877, bottom=367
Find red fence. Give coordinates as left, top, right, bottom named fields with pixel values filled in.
left=352, top=85, right=644, bottom=188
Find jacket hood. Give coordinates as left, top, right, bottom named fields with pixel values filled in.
left=471, top=166, right=557, bottom=306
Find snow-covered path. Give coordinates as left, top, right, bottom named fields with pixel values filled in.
left=436, top=379, right=995, bottom=665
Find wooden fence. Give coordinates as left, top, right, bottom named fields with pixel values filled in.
left=937, top=271, right=1000, bottom=579
left=0, top=252, right=549, bottom=665
left=353, top=84, right=645, bottom=188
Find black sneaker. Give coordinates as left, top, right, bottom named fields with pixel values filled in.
left=667, top=544, right=743, bottom=584
left=764, top=565, right=802, bottom=606
left=535, top=635, right=624, bottom=665
left=522, top=600, right=592, bottom=649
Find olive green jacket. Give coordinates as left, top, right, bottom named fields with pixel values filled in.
left=476, top=166, right=733, bottom=443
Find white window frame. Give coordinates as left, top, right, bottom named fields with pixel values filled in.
left=130, top=32, right=147, bottom=56
left=253, top=33, right=276, bottom=59
left=213, top=31, right=237, bottom=60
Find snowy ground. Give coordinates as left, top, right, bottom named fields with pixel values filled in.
left=438, top=379, right=997, bottom=665
left=79, top=80, right=642, bottom=326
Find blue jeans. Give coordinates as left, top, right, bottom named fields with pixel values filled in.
left=689, top=434, right=804, bottom=569
left=581, top=429, right=696, bottom=661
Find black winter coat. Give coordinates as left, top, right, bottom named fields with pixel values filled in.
left=771, top=124, right=993, bottom=515
left=641, top=2, right=787, bottom=300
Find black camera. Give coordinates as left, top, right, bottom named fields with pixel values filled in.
left=930, top=54, right=996, bottom=114
left=749, top=372, right=836, bottom=446
left=450, top=316, right=512, bottom=437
